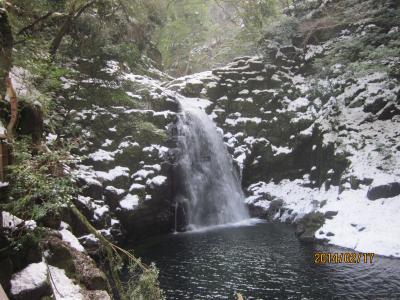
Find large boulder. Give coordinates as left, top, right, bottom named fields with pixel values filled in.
left=9, top=262, right=52, bottom=300
left=295, top=212, right=325, bottom=242
left=41, top=229, right=111, bottom=296
left=367, top=182, right=400, bottom=200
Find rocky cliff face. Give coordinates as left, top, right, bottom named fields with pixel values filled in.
left=57, top=60, right=180, bottom=245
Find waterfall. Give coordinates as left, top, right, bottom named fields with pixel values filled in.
left=176, top=97, right=250, bottom=230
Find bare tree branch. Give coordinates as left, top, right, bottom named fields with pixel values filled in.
left=17, top=11, right=56, bottom=36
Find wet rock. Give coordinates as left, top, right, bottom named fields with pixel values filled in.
left=84, top=290, right=112, bottom=300
left=367, top=182, right=400, bottom=200
left=104, top=186, right=126, bottom=209
left=73, top=249, right=109, bottom=291
left=267, top=199, right=284, bottom=221
left=78, top=177, right=103, bottom=200
left=247, top=60, right=265, bottom=72
left=295, top=212, right=325, bottom=242
left=78, top=234, right=100, bottom=255
left=183, top=81, right=204, bottom=97
left=378, top=103, right=400, bottom=120
left=324, top=211, right=338, bottom=219
left=363, top=97, right=387, bottom=113
left=279, top=45, right=299, bottom=60
left=117, top=202, right=174, bottom=243
left=43, top=232, right=76, bottom=273
left=42, top=230, right=110, bottom=293
left=348, top=96, right=365, bottom=108
left=11, top=233, right=42, bottom=273
left=0, top=256, right=12, bottom=293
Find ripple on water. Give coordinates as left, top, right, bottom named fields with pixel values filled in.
left=134, top=222, right=400, bottom=299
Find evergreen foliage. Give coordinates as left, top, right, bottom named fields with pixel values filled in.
left=3, top=139, right=76, bottom=221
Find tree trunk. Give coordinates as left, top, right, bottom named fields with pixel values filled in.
left=49, top=0, right=97, bottom=59
left=5, top=76, right=17, bottom=142
left=49, top=14, right=73, bottom=59
left=2, top=76, right=17, bottom=176
left=0, top=8, right=13, bottom=97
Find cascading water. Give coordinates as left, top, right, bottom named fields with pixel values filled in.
left=175, top=97, right=250, bottom=230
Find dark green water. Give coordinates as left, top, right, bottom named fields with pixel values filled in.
left=135, top=222, right=400, bottom=299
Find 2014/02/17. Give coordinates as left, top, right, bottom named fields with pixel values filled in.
left=314, top=252, right=375, bottom=264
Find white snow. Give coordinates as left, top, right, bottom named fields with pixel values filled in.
left=9, top=67, right=41, bottom=99
left=144, top=164, right=162, bottom=172
left=105, top=186, right=125, bottom=195
left=59, top=221, right=70, bottom=230
left=1, top=211, right=36, bottom=230
left=59, top=229, right=85, bottom=252
left=129, top=183, right=146, bottom=192
left=111, top=219, right=120, bottom=226
left=101, top=60, right=119, bottom=75
left=101, top=139, right=113, bottom=147
left=77, top=195, right=91, bottom=206
left=60, top=77, right=77, bottom=89
left=49, top=266, right=83, bottom=300
left=96, top=166, right=130, bottom=181
left=78, top=234, right=98, bottom=244
left=88, top=149, right=121, bottom=161
left=46, top=133, right=58, bottom=143
left=10, top=262, right=48, bottom=297
left=118, top=141, right=139, bottom=149
left=389, top=26, right=399, bottom=34
left=225, top=117, right=262, bottom=126
left=287, top=97, right=310, bottom=111
left=316, top=187, right=400, bottom=257
left=120, top=194, right=139, bottom=210
left=146, top=175, right=167, bottom=186
left=179, top=96, right=212, bottom=111
left=94, top=205, right=109, bottom=220
left=305, top=45, right=324, bottom=60
left=271, top=145, right=292, bottom=156
left=126, top=92, right=142, bottom=100
left=132, top=169, right=154, bottom=180
left=250, top=179, right=400, bottom=257
left=142, top=144, right=169, bottom=158
left=0, top=181, right=8, bottom=188
left=1, top=211, right=23, bottom=229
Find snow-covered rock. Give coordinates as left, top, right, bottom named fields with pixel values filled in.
left=48, top=266, right=83, bottom=300
left=120, top=194, right=139, bottom=210
left=59, top=229, right=85, bottom=252
left=10, top=262, right=51, bottom=300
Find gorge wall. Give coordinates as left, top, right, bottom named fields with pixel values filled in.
left=62, top=0, right=400, bottom=257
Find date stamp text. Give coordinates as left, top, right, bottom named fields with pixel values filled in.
left=314, top=252, right=375, bottom=264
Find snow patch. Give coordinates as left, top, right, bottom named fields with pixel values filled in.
left=10, top=262, right=48, bottom=297
left=59, top=229, right=85, bottom=252
left=120, top=194, right=139, bottom=210
left=49, top=266, right=83, bottom=300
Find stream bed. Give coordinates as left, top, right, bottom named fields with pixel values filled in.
left=135, top=221, right=400, bottom=299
